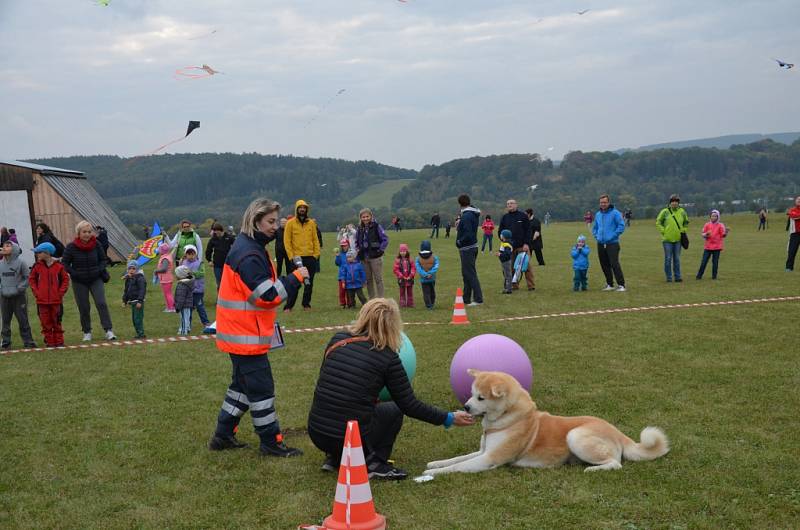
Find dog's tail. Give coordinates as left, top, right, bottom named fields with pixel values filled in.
left=622, top=426, right=669, bottom=461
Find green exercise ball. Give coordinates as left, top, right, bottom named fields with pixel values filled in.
left=379, top=332, right=417, bottom=402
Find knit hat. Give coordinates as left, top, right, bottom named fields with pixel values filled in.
left=399, top=243, right=409, bottom=254
left=419, top=240, right=432, bottom=257
left=174, top=265, right=192, bottom=280
left=127, top=260, right=140, bottom=270
left=346, top=249, right=357, bottom=260
left=183, top=244, right=198, bottom=254
left=710, top=209, right=721, bottom=220
left=576, top=234, right=586, bottom=243
left=32, top=242, right=56, bottom=255
left=500, top=229, right=512, bottom=240
left=158, top=242, right=171, bottom=255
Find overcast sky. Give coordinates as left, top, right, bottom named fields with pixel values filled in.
left=1, top=0, right=798, bottom=169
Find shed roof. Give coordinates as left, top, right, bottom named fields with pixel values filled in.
left=0, top=159, right=84, bottom=177
left=42, top=175, right=139, bottom=260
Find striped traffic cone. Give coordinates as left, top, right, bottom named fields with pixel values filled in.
left=450, top=287, right=470, bottom=325
left=321, top=421, right=386, bottom=530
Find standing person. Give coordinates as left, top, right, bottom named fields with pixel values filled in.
left=205, top=222, right=235, bottom=292
left=544, top=212, right=551, bottom=226
left=656, top=194, right=689, bottom=283
left=696, top=210, right=728, bottom=280
left=444, top=220, right=452, bottom=238
left=456, top=194, right=484, bottom=306
left=8, top=229, right=19, bottom=245
left=29, top=242, right=69, bottom=347
left=334, top=238, right=351, bottom=308
left=355, top=208, right=389, bottom=299
left=592, top=194, right=627, bottom=292
left=480, top=215, right=495, bottom=253
left=757, top=208, right=768, bottom=231
left=307, top=298, right=474, bottom=479
left=430, top=212, right=441, bottom=239
left=0, top=227, right=9, bottom=245
left=62, top=221, right=117, bottom=341
left=392, top=243, right=416, bottom=308
left=498, top=199, right=534, bottom=290
left=497, top=230, right=514, bottom=294
left=95, top=226, right=109, bottom=256
left=34, top=223, right=65, bottom=258
left=180, top=245, right=211, bottom=329
left=154, top=242, right=175, bottom=312
left=122, top=260, right=147, bottom=339
left=0, top=241, right=36, bottom=349
left=624, top=209, right=633, bottom=227
left=274, top=217, right=291, bottom=277
left=785, top=196, right=800, bottom=271
left=208, top=197, right=308, bottom=457
left=415, top=240, right=439, bottom=310
left=173, top=265, right=194, bottom=335
left=583, top=210, right=593, bottom=230
left=527, top=208, right=545, bottom=266
left=283, top=199, right=320, bottom=312
left=170, top=219, right=204, bottom=261
left=339, top=250, right=367, bottom=308
left=570, top=235, right=590, bottom=292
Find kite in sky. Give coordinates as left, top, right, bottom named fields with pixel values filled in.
left=128, top=121, right=200, bottom=164
left=304, top=89, right=347, bottom=128
left=188, top=29, right=218, bottom=40
left=175, top=64, right=222, bottom=79
left=774, top=59, right=794, bottom=69
left=527, top=184, right=539, bottom=192
left=95, top=0, right=110, bottom=6
left=576, top=9, right=591, bottom=15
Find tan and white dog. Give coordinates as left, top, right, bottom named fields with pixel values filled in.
left=425, top=369, right=669, bottom=475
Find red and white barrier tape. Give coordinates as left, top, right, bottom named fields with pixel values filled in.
left=2, top=296, right=796, bottom=356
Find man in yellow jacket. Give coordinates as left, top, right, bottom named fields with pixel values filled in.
left=283, top=199, right=320, bottom=311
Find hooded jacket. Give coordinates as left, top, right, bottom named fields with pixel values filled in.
left=0, top=242, right=30, bottom=297
left=338, top=260, right=366, bottom=289
left=415, top=240, right=439, bottom=283
left=30, top=259, right=70, bottom=304
left=456, top=206, right=481, bottom=250
left=284, top=199, right=320, bottom=259
left=356, top=219, right=388, bottom=260
left=570, top=244, right=591, bottom=270
left=656, top=205, right=689, bottom=243
left=592, top=205, right=626, bottom=244
left=123, top=270, right=147, bottom=304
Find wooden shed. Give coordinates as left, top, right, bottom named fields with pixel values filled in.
left=0, top=160, right=138, bottom=263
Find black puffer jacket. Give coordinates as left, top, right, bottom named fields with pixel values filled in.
left=62, top=240, right=109, bottom=285
left=308, top=332, right=448, bottom=440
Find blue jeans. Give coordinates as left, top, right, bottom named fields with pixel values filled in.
left=573, top=269, right=588, bottom=291
left=213, top=266, right=223, bottom=292
left=193, top=292, right=210, bottom=326
left=697, top=249, right=720, bottom=279
left=663, top=241, right=682, bottom=280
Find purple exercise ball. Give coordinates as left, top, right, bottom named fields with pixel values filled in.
left=449, top=334, right=533, bottom=404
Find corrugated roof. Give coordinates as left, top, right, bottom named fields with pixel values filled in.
left=43, top=175, right=139, bottom=259
left=0, top=159, right=84, bottom=177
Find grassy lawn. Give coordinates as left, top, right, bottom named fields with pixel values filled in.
left=1, top=213, right=798, bottom=529
left=347, top=179, right=415, bottom=210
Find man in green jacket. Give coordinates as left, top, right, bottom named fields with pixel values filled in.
left=656, top=194, right=689, bottom=282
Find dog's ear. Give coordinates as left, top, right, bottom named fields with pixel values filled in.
left=491, top=383, right=507, bottom=398
left=467, top=368, right=481, bottom=377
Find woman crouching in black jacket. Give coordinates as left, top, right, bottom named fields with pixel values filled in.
left=308, top=298, right=474, bottom=480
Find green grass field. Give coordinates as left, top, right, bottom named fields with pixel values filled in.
left=347, top=179, right=415, bottom=210
left=1, top=214, right=798, bottom=529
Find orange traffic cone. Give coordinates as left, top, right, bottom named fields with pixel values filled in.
left=318, top=421, right=386, bottom=530
left=450, top=287, right=470, bottom=325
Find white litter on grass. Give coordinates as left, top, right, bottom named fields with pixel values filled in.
left=414, top=474, right=434, bottom=483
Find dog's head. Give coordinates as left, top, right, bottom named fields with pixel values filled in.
left=464, top=369, right=532, bottom=420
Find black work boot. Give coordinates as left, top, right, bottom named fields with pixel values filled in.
left=208, top=434, right=248, bottom=451
left=260, top=434, right=303, bottom=458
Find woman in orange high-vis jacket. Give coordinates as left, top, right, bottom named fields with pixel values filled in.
left=208, top=198, right=309, bottom=458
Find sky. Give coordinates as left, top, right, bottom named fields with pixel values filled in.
left=1, top=0, right=799, bottom=170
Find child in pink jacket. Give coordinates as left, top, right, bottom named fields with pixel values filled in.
left=153, top=242, right=176, bottom=311
left=393, top=243, right=416, bottom=307
left=696, top=209, right=729, bottom=280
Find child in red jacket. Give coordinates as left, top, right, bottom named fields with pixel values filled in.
left=393, top=243, right=416, bottom=308
left=30, top=242, right=70, bottom=347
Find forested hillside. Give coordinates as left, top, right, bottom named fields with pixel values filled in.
left=392, top=140, right=800, bottom=221
left=29, top=153, right=417, bottom=231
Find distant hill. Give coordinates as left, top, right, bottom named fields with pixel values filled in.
left=617, top=132, right=800, bottom=153
left=28, top=153, right=417, bottom=231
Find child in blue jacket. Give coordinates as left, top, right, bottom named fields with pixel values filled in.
left=570, top=235, right=590, bottom=291
left=338, top=250, right=367, bottom=308
left=415, top=240, right=439, bottom=309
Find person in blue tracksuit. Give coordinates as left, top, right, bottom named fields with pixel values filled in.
left=570, top=235, right=590, bottom=291
left=591, top=194, right=627, bottom=291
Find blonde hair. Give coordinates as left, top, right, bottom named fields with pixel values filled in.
left=240, top=198, right=281, bottom=238
left=348, top=298, right=403, bottom=352
left=75, top=220, right=93, bottom=235
left=359, top=208, right=373, bottom=221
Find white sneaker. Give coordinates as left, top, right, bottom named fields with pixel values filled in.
left=467, top=302, right=482, bottom=307
left=602, top=285, right=615, bottom=291
left=105, top=330, right=117, bottom=340
left=616, top=285, right=626, bottom=292
left=82, top=333, right=92, bottom=342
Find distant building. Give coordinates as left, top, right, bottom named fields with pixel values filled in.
left=0, top=160, right=138, bottom=262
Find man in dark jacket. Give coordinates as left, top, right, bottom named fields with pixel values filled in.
left=498, top=199, right=535, bottom=290
left=95, top=226, right=110, bottom=255
left=456, top=194, right=483, bottom=305
left=274, top=217, right=291, bottom=277
left=526, top=208, right=545, bottom=266
left=205, top=222, right=235, bottom=292
left=430, top=212, right=441, bottom=238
